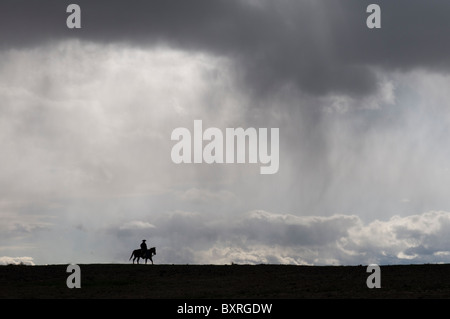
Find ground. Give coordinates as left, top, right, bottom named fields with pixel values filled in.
left=1, top=263, right=450, bottom=299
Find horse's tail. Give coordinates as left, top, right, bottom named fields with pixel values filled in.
left=129, top=251, right=134, bottom=260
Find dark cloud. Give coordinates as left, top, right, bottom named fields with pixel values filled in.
left=2, top=0, right=450, bottom=98
left=3, top=1, right=450, bottom=265
left=236, top=211, right=358, bottom=247
left=104, top=210, right=450, bottom=265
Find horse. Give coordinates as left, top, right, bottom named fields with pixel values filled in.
left=129, top=247, right=156, bottom=264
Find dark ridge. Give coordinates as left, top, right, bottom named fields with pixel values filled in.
left=1, top=263, right=450, bottom=298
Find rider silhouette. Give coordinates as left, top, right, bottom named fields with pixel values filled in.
left=140, top=239, right=147, bottom=257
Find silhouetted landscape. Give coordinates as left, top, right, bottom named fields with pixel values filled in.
left=1, top=263, right=450, bottom=299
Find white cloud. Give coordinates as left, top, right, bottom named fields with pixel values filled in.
left=131, top=210, right=450, bottom=265
left=0, top=40, right=239, bottom=203
left=0, top=256, right=35, bottom=265
left=3, top=36, right=450, bottom=267
left=343, top=211, right=450, bottom=264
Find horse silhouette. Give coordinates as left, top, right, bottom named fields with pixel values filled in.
left=129, top=247, right=156, bottom=264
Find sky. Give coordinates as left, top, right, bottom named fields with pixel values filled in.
left=2, top=0, right=450, bottom=265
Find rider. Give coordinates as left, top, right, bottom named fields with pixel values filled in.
left=140, top=239, right=148, bottom=257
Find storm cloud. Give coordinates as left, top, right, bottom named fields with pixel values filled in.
left=104, top=210, right=450, bottom=265
left=2, top=1, right=450, bottom=265
left=2, top=0, right=450, bottom=98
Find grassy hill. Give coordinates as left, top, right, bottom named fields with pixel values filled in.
left=1, top=263, right=450, bottom=299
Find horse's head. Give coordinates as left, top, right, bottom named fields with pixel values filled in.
left=151, top=247, right=156, bottom=255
